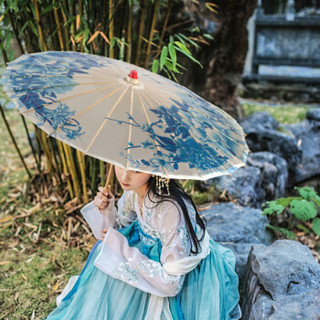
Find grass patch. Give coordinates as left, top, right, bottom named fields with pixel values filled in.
left=0, top=242, right=87, bottom=319
left=242, top=103, right=311, bottom=124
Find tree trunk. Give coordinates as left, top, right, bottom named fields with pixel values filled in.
left=183, top=0, right=257, bottom=120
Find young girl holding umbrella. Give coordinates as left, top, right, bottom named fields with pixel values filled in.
left=45, top=166, right=241, bottom=320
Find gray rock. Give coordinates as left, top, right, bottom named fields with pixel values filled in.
left=240, top=112, right=302, bottom=174
left=283, top=119, right=320, bottom=184
left=202, top=203, right=273, bottom=282
left=242, top=240, right=320, bottom=320
left=307, top=109, right=320, bottom=122
left=204, top=152, right=288, bottom=208
left=205, top=166, right=265, bottom=208
left=203, top=202, right=272, bottom=245
left=246, top=152, right=288, bottom=200
left=240, top=111, right=279, bottom=132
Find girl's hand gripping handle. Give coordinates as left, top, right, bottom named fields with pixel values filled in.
left=93, top=185, right=114, bottom=211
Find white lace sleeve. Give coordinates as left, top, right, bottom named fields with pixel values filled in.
left=93, top=201, right=192, bottom=297
left=80, top=191, right=137, bottom=239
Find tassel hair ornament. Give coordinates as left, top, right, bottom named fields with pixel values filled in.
left=155, top=175, right=170, bottom=195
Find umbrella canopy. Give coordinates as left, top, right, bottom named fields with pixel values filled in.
left=2, top=51, right=249, bottom=180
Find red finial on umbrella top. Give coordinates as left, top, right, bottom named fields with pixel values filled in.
left=126, top=70, right=139, bottom=85
left=128, top=70, right=138, bottom=79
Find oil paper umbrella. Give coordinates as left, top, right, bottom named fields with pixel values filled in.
left=2, top=51, right=249, bottom=182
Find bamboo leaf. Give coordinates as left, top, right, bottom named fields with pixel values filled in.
left=203, top=33, right=214, bottom=40
left=160, top=46, right=168, bottom=70
left=205, top=2, right=218, bottom=14
left=87, top=31, right=100, bottom=44
left=168, top=43, right=176, bottom=67
left=99, top=31, right=110, bottom=44
left=174, top=41, right=190, bottom=54
left=177, top=33, right=200, bottom=50
left=152, top=59, right=159, bottom=74
left=28, top=21, right=39, bottom=37
left=174, top=45, right=202, bottom=67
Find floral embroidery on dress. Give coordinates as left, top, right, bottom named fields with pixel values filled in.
left=113, top=261, right=139, bottom=286
left=136, top=259, right=180, bottom=284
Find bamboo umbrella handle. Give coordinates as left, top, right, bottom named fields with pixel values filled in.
left=99, top=164, right=114, bottom=210
left=104, top=164, right=114, bottom=190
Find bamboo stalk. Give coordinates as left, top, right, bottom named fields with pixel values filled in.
left=63, top=144, right=81, bottom=201
left=108, top=0, right=114, bottom=58
left=145, top=0, right=160, bottom=68
left=90, top=157, right=98, bottom=193
left=135, top=0, right=146, bottom=65
left=126, top=0, right=133, bottom=62
left=32, top=0, right=49, bottom=51
left=48, top=137, right=63, bottom=185
left=77, top=150, right=88, bottom=203
left=57, top=141, right=74, bottom=198
left=54, top=2, right=65, bottom=51
left=100, top=160, right=106, bottom=187
left=159, top=0, right=173, bottom=48
left=79, top=0, right=84, bottom=52
left=4, top=1, right=25, bottom=54
left=62, top=0, right=70, bottom=50
left=0, top=104, right=32, bottom=178
left=0, top=37, right=9, bottom=63
left=40, top=130, right=55, bottom=176
left=33, top=126, right=42, bottom=170
left=20, top=116, right=42, bottom=174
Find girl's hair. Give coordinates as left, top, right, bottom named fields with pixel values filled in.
left=146, top=177, right=206, bottom=255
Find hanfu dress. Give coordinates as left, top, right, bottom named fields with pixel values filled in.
left=45, top=191, right=241, bottom=320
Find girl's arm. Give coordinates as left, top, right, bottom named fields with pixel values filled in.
left=94, top=201, right=192, bottom=297
left=81, top=190, right=136, bottom=240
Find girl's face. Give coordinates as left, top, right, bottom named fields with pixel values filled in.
left=115, top=166, right=151, bottom=192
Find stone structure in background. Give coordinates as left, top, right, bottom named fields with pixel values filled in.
left=243, top=0, right=320, bottom=103
left=241, top=240, right=320, bottom=319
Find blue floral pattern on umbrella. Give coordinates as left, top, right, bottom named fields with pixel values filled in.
left=3, top=51, right=249, bottom=180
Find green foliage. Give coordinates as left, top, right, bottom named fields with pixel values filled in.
left=263, top=186, right=320, bottom=237
left=242, top=103, right=310, bottom=124
left=266, top=224, right=297, bottom=240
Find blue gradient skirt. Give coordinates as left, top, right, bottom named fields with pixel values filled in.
left=45, top=222, right=241, bottom=320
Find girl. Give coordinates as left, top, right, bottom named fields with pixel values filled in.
left=46, top=166, right=241, bottom=320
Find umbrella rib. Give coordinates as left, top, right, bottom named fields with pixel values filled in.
left=19, top=83, right=120, bottom=116
left=47, top=86, right=124, bottom=137
left=136, top=91, right=169, bottom=178
left=147, top=92, right=245, bottom=169
left=141, top=91, right=206, bottom=180
left=126, top=87, right=134, bottom=170
left=4, top=81, right=114, bottom=93
left=6, top=73, right=113, bottom=81
left=85, top=86, right=130, bottom=154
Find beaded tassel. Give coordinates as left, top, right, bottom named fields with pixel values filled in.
left=155, top=176, right=170, bottom=195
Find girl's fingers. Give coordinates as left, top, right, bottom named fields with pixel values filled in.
left=97, top=191, right=109, bottom=202
left=102, top=228, right=108, bottom=233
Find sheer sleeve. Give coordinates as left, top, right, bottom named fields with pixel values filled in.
left=93, top=201, right=192, bottom=297
left=80, top=191, right=136, bottom=240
